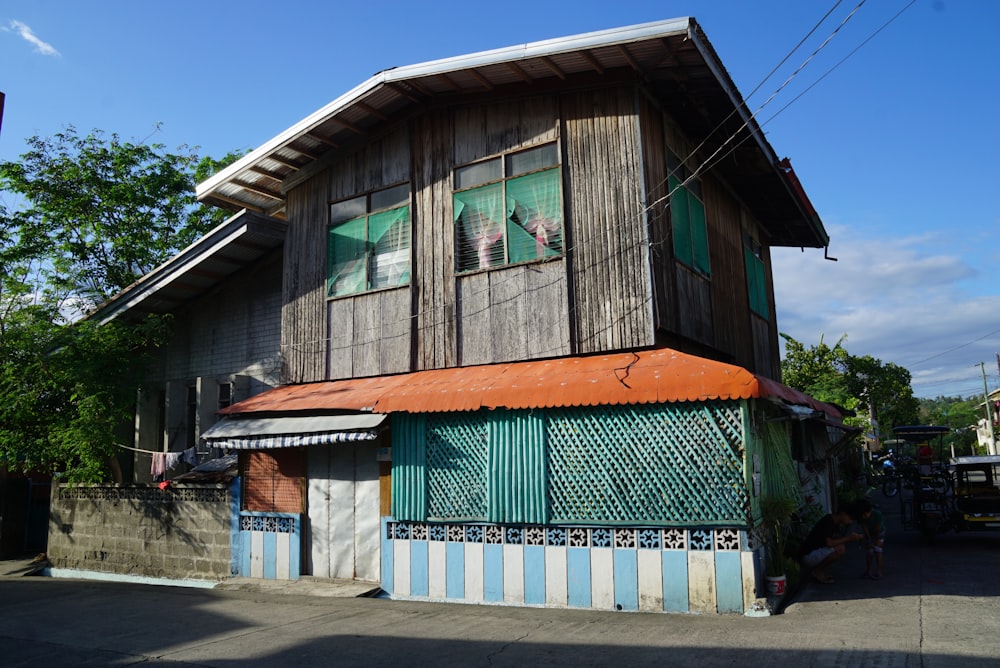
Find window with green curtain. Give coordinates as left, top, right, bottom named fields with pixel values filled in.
left=327, top=217, right=368, bottom=297
left=327, top=184, right=410, bottom=298
left=744, top=238, right=769, bottom=318
left=453, top=143, right=563, bottom=273
left=506, top=169, right=562, bottom=264
left=668, top=152, right=711, bottom=276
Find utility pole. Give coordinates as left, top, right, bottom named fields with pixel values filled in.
left=981, top=362, right=997, bottom=456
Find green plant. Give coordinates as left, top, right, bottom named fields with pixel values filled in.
left=760, top=495, right=798, bottom=577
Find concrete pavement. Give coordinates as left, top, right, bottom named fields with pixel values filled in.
left=2, top=494, right=999, bottom=666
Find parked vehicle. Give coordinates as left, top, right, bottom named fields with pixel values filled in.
left=893, top=425, right=1000, bottom=541
left=948, top=455, right=1000, bottom=531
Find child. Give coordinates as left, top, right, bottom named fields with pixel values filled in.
left=857, top=499, right=885, bottom=579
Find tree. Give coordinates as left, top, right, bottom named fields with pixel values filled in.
left=919, top=396, right=981, bottom=456
left=780, top=333, right=920, bottom=437
left=0, top=308, right=171, bottom=481
left=1, top=126, right=238, bottom=310
left=780, top=334, right=853, bottom=409
left=0, top=126, right=242, bottom=481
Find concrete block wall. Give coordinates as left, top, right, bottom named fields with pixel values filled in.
left=48, top=482, right=234, bottom=581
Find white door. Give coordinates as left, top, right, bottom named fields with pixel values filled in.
left=307, top=442, right=381, bottom=581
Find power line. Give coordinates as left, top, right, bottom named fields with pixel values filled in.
left=907, top=326, right=1000, bottom=368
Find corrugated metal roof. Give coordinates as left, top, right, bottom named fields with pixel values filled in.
left=195, top=17, right=828, bottom=248
left=219, top=348, right=842, bottom=419
left=88, top=209, right=286, bottom=324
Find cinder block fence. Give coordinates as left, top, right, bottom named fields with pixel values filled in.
left=48, top=482, right=236, bottom=581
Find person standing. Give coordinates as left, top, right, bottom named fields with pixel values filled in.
left=856, top=499, right=885, bottom=579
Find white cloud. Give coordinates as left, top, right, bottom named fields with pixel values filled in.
left=773, top=225, right=1000, bottom=399
left=7, top=20, right=60, bottom=57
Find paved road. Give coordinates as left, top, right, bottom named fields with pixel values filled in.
left=2, top=492, right=998, bottom=667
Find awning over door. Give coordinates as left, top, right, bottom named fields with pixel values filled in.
left=201, top=414, right=386, bottom=450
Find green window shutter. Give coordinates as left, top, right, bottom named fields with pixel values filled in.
left=454, top=183, right=505, bottom=272
left=327, top=217, right=368, bottom=297
left=390, top=413, right=427, bottom=521
left=505, top=169, right=563, bottom=264
left=487, top=410, right=548, bottom=524
left=744, top=246, right=759, bottom=313
left=368, top=206, right=411, bottom=289
left=690, top=194, right=710, bottom=275
left=755, top=258, right=768, bottom=318
left=669, top=175, right=693, bottom=266
left=744, top=245, right=769, bottom=318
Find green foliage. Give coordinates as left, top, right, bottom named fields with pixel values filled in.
left=0, top=310, right=173, bottom=481
left=0, top=126, right=238, bottom=308
left=780, top=333, right=919, bottom=434
left=761, top=494, right=798, bottom=576
left=918, top=396, right=983, bottom=455
left=0, top=126, right=242, bottom=481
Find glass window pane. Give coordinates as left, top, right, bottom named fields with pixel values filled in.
left=331, top=196, right=367, bottom=225
left=369, top=206, right=411, bottom=289
left=327, top=217, right=368, bottom=297
left=454, top=183, right=505, bottom=271
left=455, top=158, right=501, bottom=190
left=371, top=183, right=410, bottom=212
left=506, top=169, right=563, bottom=263
left=507, top=143, right=558, bottom=177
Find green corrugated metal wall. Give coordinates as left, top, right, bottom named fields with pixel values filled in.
left=391, top=401, right=753, bottom=526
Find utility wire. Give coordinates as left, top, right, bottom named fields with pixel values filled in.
left=907, top=326, right=1000, bottom=368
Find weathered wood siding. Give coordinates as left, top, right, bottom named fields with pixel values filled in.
left=639, top=95, right=676, bottom=336
left=638, top=94, right=785, bottom=377
left=327, top=289, right=411, bottom=379
left=325, top=129, right=412, bottom=380
left=283, top=176, right=328, bottom=383
left=563, top=87, right=653, bottom=353
left=450, top=98, right=571, bottom=366
left=412, top=111, right=457, bottom=371
left=284, top=129, right=412, bottom=382
left=703, top=177, right=749, bottom=366
left=282, top=81, right=784, bottom=381
left=457, top=262, right=571, bottom=365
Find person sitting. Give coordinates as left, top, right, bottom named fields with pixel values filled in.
left=798, top=507, right=863, bottom=584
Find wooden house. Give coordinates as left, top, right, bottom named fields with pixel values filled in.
left=86, top=18, right=853, bottom=612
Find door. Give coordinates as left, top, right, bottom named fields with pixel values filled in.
left=307, top=442, right=381, bottom=581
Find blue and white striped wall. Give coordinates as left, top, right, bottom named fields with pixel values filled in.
left=381, top=520, right=758, bottom=614
left=234, top=511, right=301, bottom=580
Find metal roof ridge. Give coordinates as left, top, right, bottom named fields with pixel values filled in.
left=196, top=18, right=694, bottom=203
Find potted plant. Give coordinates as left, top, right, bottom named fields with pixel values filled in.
left=760, top=494, right=798, bottom=597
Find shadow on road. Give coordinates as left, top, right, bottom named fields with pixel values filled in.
left=792, top=490, right=1000, bottom=605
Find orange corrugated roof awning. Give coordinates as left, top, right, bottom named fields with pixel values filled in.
left=220, top=348, right=842, bottom=422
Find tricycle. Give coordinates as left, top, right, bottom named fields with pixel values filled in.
left=892, top=425, right=1000, bottom=541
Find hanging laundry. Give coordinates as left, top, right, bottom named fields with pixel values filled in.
left=150, top=452, right=166, bottom=480
left=181, top=447, right=198, bottom=466
left=164, top=452, right=183, bottom=471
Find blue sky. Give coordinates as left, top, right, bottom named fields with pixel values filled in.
left=1, top=1, right=997, bottom=399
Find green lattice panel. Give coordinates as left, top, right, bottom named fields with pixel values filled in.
left=426, top=412, right=489, bottom=520
left=547, top=402, right=747, bottom=525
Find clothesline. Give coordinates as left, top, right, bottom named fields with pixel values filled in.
left=113, top=443, right=199, bottom=479
left=116, top=443, right=169, bottom=455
